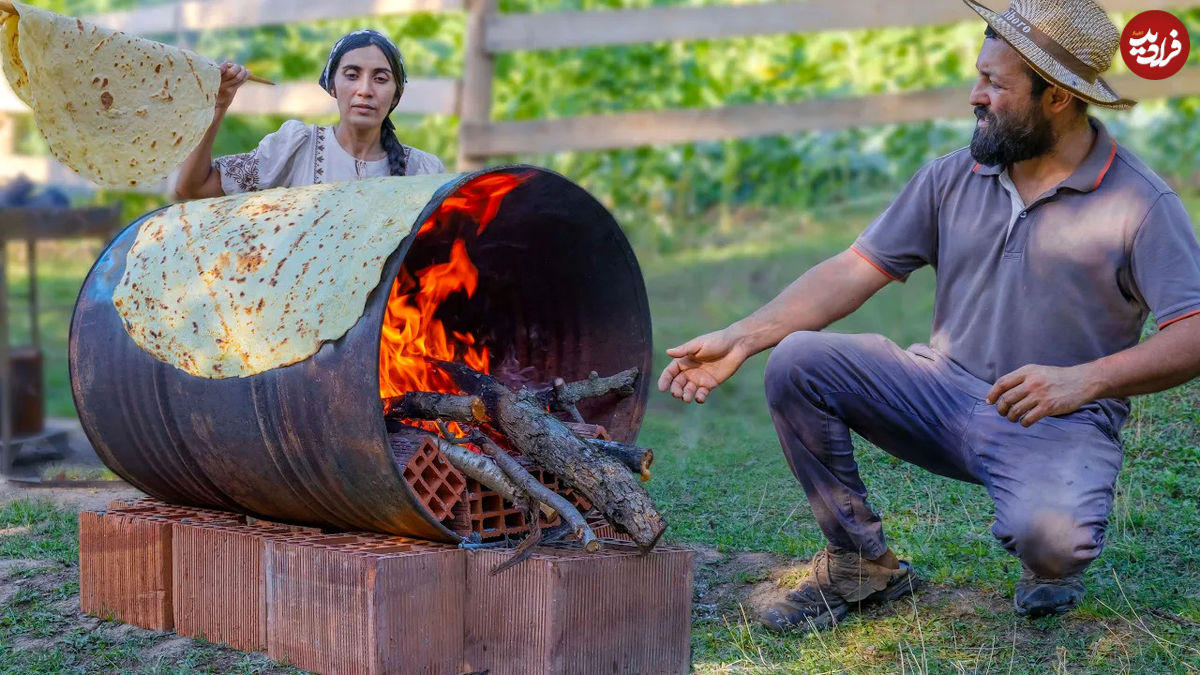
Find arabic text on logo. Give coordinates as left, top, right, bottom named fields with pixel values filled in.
left=1121, top=10, right=1190, bottom=81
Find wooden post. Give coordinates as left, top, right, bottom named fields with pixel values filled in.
left=457, top=0, right=496, bottom=171
left=0, top=113, right=13, bottom=157
left=0, top=230, right=10, bottom=478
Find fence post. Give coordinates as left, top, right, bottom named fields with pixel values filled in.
left=0, top=113, right=12, bottom=159
left=457, top=0, right=496, bottom=171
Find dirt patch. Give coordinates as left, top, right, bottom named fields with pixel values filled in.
left=0, top=558, right=55, bottom=606
left=691, top=545, right=790, bottom=621
left=0, top=482, right=145, bottom=513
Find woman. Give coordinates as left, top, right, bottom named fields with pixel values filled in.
left=175, top=30, right=444, bottom=199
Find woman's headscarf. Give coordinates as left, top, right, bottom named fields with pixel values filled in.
left=319, top=30, right=411, bottom=176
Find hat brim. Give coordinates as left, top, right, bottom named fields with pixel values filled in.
left=962, top=0, right=1137, bottom=110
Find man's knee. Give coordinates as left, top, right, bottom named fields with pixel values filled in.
left=993, top=509, right=1104, bottom=578
left=764, top=331, right=838, bottom=407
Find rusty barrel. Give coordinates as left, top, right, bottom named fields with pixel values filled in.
left=69, top=166, right=652, bottom=541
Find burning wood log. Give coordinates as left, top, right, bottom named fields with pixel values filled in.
left=384, top=392, right=486, bottom=423
left=437, top=361, right=667, bottom=550
left=588, top=439, right=654, bottom=482
left=534, top=368, right=639, bottom=415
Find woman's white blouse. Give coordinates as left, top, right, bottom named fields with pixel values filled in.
left=213, top=119, right=446, bottom=194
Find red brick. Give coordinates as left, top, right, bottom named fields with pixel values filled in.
left=464, top=542, right=693, bottom=675
left=79, top=505, right=240, bottom=631
left=266, top=533, right=464, bottom=674
left=172, top=520, right=298, bottom=651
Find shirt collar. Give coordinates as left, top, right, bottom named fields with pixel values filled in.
left=971, top=117, right=1118, bottom=193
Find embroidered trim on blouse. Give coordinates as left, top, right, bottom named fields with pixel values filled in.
left=314, top=126, right=327, bottom=184
left=215, top=150, right=260, bottom=193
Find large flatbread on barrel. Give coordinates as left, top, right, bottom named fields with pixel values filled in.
left=113, top=175, right=453, bottom=378
left=0, top=2, right=219, bottom=188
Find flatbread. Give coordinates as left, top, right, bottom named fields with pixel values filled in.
left=112, top=175, right=453, bottom=378
left=0, top=2, right=220, bottom=188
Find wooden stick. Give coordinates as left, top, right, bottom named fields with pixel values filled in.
left=385, top=392, right=487, bottom=424
left=461, top=427, right=599, bottom=554
left=429, top=434, right=524, bottom=507
left=535, top=368, right=640, bottom=413
left=439, top=360, right=666, bottom=550
left=0, top=3, right=275, bottom=85
left=588, top=439, right=654, bottom=482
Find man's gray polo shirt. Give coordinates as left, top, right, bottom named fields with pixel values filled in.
left=852, top=118, right=1200, bottom=428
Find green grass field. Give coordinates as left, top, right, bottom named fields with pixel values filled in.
left=1, top=197, right=1198, bottom=673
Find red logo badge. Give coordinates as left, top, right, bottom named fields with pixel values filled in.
left=1121, top=11, right=1190, bottom=80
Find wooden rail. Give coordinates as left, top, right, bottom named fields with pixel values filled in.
left=83, top=0, right=463, bottom=34
left=2, top=0, right=1199, bottom=181
left=482, top=0, right=1199, bottom=53
left=461, top=67, right=1200, bottom=156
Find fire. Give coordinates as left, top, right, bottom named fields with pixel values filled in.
left=418, top=172, right=533, bottom=238
left=379, top=171, right=533, bottom=432
left=378, top=239, right=489, bottom=405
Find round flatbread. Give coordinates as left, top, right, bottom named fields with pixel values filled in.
left=0, top=2, right=220, bottom=188
left=113, top=175, right=452, bottom=378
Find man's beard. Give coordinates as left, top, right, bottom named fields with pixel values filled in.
left=969, top=102, right=1055, bottom=166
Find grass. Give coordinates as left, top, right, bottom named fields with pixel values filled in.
left=2, top=196, right=1199, bottom=672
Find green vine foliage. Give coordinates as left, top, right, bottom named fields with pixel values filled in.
left=15, top=2, right=1200, bottom=252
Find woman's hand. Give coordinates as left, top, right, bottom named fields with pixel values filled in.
left=215, top=62, right=251, bottom=112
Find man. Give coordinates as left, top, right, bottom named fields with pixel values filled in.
left=658, top=0, right=1200, bottom=631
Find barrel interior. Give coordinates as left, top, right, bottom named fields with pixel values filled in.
left=384, top=169, right=652, bottom=539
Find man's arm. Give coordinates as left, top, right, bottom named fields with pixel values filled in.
left=657, top=247, right=893, bottom=403
left=989, top=313, right=1200, bottom=425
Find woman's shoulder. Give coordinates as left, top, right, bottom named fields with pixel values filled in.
left=404, top=146, right=448, bottom=175
left=271, top=119, right=319, bottom=142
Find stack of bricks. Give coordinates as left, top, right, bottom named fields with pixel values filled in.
left=79, top=499, right=242, bottom=631
left=79, top=501, right=692, bottom=674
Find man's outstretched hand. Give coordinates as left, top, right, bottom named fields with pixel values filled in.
left=986, top=363, right=1099, bottom=426
left=657, top=329, right=749, bottom=404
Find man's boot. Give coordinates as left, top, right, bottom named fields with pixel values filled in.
left=1013, top=567, right=1085, bottom=618
left=760, top=546, right=920, bottom=633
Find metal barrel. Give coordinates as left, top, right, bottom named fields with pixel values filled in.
left=69, top=166, right=652, bottom=541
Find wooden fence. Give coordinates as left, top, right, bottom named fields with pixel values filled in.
left=1, top=0, right=1199, bottom=188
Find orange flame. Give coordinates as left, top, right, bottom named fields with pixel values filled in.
left=418, top=172, right=533, bottom=238
left=379, top=171, right=534, bottom=434
left=379, top=239, right=489, bottom=402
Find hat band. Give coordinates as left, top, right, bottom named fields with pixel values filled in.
left=999, top=9, right=1100, bottom=84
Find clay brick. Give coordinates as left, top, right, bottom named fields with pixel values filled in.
left=465, top=460, right=569, bottom=539
left=172, top=520, right=297, bottom=651
left=266, top=533, right=464, bottom=674
left=464, top=541, right=694, bottom=675
left=79, top=505, right=241, bottom=631
left=391, top=431, right=467, bottom=524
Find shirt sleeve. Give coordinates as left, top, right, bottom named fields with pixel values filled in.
left=851, top=160, right=941, bottom=282
left=213, top=119, right=310, bottom=194
left=1130, top=192, right=1200, bottom=329
left=405, top=147, right=447, bottom=175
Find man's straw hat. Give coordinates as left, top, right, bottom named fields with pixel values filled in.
left=962, top=0, right=1137, bottom=110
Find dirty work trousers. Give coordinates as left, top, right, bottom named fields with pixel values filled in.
left=764, top=331, right=1124, bottom=578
